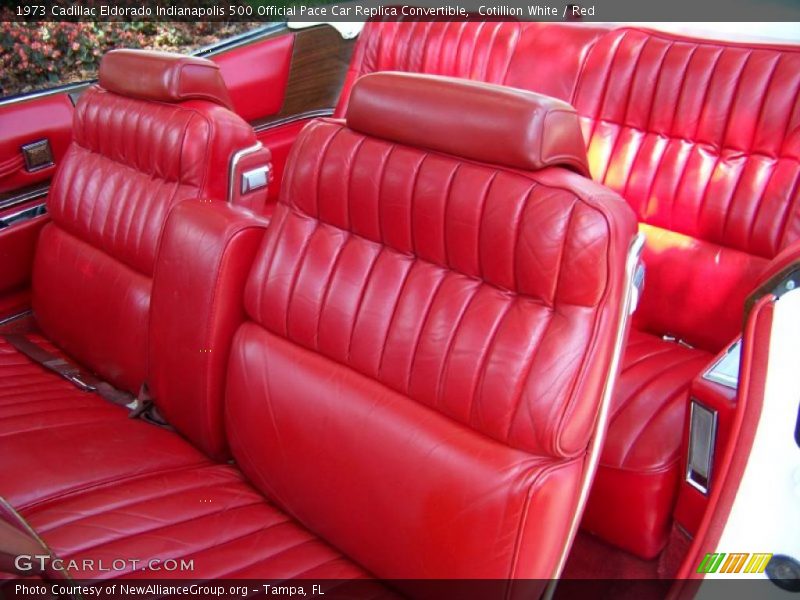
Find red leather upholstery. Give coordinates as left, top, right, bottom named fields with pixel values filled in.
left=0, top=216, right=48, bottom=320
left=20, top=463, right=371, bottom=581
left=581, top=329, right=712, bottom=558
left=0, top=94, right=73, bottom=194
left=32, top=50, right=259, bottom=394
left=0, top=74, right=634, bottom=584
left=338, top=21, right=800, bottom=558
left=99, top=49, right=234, bottom=109
left=226, top=76, right=636, bottom=578
left=0, top=51, right=265, bottom=512
left=212, top=34, right=294, bottom=122
left=347, top=72, right=589, bottom=174
left=0, top=334, right=118, bottom=440
left=572, top=28, right=800, bottom=555
left=573, top=27, right=800, bottom=351
left=149, top=202, right=269, bottom=460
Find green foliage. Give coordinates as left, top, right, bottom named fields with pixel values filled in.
left=0, top=22, right=257, bottom=97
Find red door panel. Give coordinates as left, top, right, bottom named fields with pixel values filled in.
left=212, top=34, right=294, bottom=122
left=0, top=91, right=72, bottom=318
left=0, top=213, right=48, bottom=320
left=0, top=94, right=73, bottom=194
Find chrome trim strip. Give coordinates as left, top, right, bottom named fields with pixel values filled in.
left=0, top=81, right=91, bottom=108
left=227, top=143, right=265, bottom=203
left=0, top=203, right=47, bottom=230
left=195, top=23, right=289, bottom=57
left=702, top=339, right=741, bottom=389
left=0, top=186, right=48, bottom=213
left=547, top=231, right=647, bottom=587
left=253, top=109, right=335, bottom=133
left=0, top=310, right=32, bottom=327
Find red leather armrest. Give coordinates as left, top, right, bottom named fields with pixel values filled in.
left=150, top=200, right=269, bottom=460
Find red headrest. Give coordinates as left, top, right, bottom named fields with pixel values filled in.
left=346, top=72, right=589, bottom=176
left=98, top=49, right=233, bottom=109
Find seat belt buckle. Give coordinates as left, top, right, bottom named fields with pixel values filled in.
left=65, top=372, right=97, bottom=392
left=128, top=398, right=153, bottom=420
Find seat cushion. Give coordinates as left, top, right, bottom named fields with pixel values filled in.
left=581, top=329, right=712, bottom=558
left=0, top=334, right=211, bottom=511
left=0, top=334, right=122, bottom=439
left=20, top=463, right=373, bottom=581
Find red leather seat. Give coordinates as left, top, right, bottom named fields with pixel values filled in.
left=0, top=50, right=264, bottom=505
left=6, top=73, right=637, bottom=581
left=336, top=21, right=800, bottom=558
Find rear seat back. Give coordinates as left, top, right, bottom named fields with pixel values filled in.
left=339, top=22, right=800, bottom=352
left=226, top=73, right=637, bottom=578
left=32, top=50, right=260, bottom=393
left=574, top=27, right=800, bottom=350
left=335, top=20, right=608, bottom=117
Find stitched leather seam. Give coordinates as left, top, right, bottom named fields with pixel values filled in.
left=467, top=297, right=516, bottom=428
left=19, top=459, right=212, bottom=514
left=56, top=500, right=277, bottom=561
left=313, top=228, right=350, bottom=352
left=404, top=273, right=448, bottom=394
left=376, top=258, right=415, bottom=380
left=345, top=245, right=383, bottom=364
left=32, top=468, right=253, bottom=533
left=598, top=34, right=651, bottom=186
left=433, top=281, right=481, bottom=412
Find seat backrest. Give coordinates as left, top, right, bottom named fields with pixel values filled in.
left=32, top=50, right=259, bottom=393
left=335, top=20, right=609, bottom=116
left=573, top=27, right=800, bottom=350
left=226, top=73, right=637, bottom=579
left=337, top=22, right=800, bottom=352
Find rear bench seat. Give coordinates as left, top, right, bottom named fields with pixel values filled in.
left=0, top=50, right=269, bottom=508
left=4, top=73, right=637, bottom=581
left=336, top=20, right=800, bottom=558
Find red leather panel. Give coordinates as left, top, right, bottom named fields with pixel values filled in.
left=22, top=464, right=370, bottom=580
left=346, top=72, right=589, bottom=175
left=99, top=49, right=233, bottom=109
left=226, top=77, right=636, bottom=578
left=33, top=224, right=150, bottom=393
left=213, top=34, right=294, bottom=122
left=0, top=216, right=47, bottom=319
left=582, top=329, right=712, bottom=558
left=150, top=202, right=269, bottom=460
left=227, top=324, right=584, bottom=579
left=633, top=224, right=767, bottom=351
left=0, top=94, right=73, bottom=194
